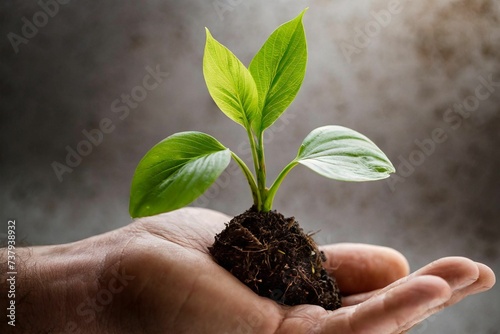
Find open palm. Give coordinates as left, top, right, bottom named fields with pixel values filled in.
left=108, top=207, right=495, bottom=334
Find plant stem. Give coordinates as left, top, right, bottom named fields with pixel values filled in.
left=231, top=151, right=261, bottom=207
left=256, top=131, right=268, bottom=210
left=263, top=160, right=298, bottom=211
left=244, top=126, right=269, bottom=211
left=246, top=126, right=264, bottom=209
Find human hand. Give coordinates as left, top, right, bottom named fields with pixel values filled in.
left=4, top=207, right=494, bottom=334
left=107, top=207, right=495, bottom=333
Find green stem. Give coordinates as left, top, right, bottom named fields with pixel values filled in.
left=246, top=127, right=264, bottom=209
left=263, top=160, right=298, bottom=211
left=231, top=151, right=261, bottom=207
left=256, top=131, right=268, bottom=210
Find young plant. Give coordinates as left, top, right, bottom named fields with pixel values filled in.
left=129, top=9, right=395, bottom=310
left=129, top=9, right=394, bottom=218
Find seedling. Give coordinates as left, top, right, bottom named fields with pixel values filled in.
left=129, top=9, right=394, bottom=310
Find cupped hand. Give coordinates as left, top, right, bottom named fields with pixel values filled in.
left=103, top=207, right=495, bottom=334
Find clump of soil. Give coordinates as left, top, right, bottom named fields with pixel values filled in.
left=209, top=207, right=342, bottom=310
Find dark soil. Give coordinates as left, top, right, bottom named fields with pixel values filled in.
left=209, top=207, right=342, bottom=310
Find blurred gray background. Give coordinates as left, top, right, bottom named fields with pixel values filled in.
left=1, top=0, right=499, bottom=332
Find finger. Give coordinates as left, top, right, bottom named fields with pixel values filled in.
left=391, top=261, right=494, bottom=332
left=342, top=289, right=380, bottom=307
left=418, top=262, right=496, bottom=320
left=339, top=259, right=494, bottom=332
left=369, top=257, right=481, bottom=299
left=343, top=258, right=494, bottom=309
left=318, top=276, right=451, bottom=334
left=412, top=257, right=480, bottom=290
left=448, top=262, right=496, bottom=301
left=388, top=258, right=495, bottom=328
left=319, top=243, right=409, bottom=295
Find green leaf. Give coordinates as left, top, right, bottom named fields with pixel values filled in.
left=249, top=9, right=308, bottom=133
left=295, top=126, right=395, bottom=182
left=129, top=131, right=231, bottom=218
left=203, top=28, right=259, bottom=129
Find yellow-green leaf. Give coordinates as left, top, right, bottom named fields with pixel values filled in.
left=203, top=29, right=259, bottom=129
left=249, top=9, right=308, bottom=134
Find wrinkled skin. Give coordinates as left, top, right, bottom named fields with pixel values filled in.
left=4, top=208, right=495, bottom=334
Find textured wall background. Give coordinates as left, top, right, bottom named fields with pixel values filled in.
left=1, top=0, right=499, bottom=332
